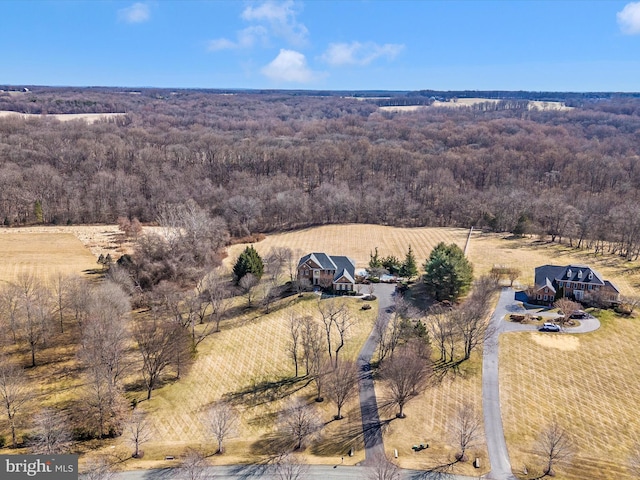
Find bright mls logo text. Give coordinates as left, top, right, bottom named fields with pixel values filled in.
left=1, top=455, right=78, bottom=479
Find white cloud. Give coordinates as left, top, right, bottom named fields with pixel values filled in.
left=321, top=42, right=405, bottom=66
left=241, top=1, right=308, bottom=46
left=618, top=2, right=640, bottom=34
left=261, top=49, right=316, bottom=83
left=208, top=27, right=269, bottom=51
left=118, top=2, right=150, bottom=24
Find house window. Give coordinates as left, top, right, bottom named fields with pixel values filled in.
left=537, top=294, right=542, bottom=300
left=543, top=295, right=548, bottom=301
left=588, top=285, right=592, bottom=290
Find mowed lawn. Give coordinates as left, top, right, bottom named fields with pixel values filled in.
left=2, top=225, right=640, bottom=478
left=500, top=313, right=640, bottom=480
left=114, top=293, right=376, bottom=469
left=0, top=231, right=98, bottom=284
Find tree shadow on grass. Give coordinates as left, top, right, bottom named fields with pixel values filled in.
left=406, top=458, right=464, bottom=479
left=225, top=375, right=312, bottom=407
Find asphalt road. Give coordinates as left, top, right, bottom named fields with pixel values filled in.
left=98, top=464, right=481, bottom=480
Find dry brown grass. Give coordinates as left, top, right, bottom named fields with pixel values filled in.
left=376, top=352, right=489, bottom=476
left=3, top=225, right=640, bottom=477
left=500, top=311, right=640, bottom=479
left=0, top=111, right=126, bottom=123
left=96, top=293, right=376, bottom=469
left=0, top=231, right=98, bottom=284
left=224, top=224, right=469, bottom=273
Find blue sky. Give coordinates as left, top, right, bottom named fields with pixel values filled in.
left=1, top=0, right=640, bottom=91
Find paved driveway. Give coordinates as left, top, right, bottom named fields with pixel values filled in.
left=482, top=288, right=600, bottom=480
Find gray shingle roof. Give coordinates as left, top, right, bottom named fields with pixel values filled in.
left=534, top=264, right=606, bottom=288
left=298, top=253, right=355, bottom=283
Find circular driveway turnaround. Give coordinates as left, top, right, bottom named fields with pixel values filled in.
left=482, top=288, right=600, bottom=480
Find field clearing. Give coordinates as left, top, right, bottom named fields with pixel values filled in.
left=379, top=99, right=571, bottom=113
left=0, top=232, right=98, bottom=284
left=500, top=312, right=640, bottom=479
left=0, top=111, right=126, bottom=123
left=225, top=224, right=470, bottom=272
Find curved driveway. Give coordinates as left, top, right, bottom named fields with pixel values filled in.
left=482, top=288, right=600, bottom=479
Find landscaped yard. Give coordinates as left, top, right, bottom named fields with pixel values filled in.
left=2, top=225, right=640, bottom=478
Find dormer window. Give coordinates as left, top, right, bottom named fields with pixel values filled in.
left=578, top=271, right=582, bottom=279
left=567, top=269, right=572, bottom=278
left=588, top=272, right=593, bottom=280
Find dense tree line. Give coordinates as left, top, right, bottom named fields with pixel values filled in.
left=1, top=88, right=640, bottom=256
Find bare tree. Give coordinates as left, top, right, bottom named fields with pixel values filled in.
left=279, top=399, right=322, bottom=450
left=332, top=307, right=356, bottom=367
left=300, top=316, right=322, bottom=377
left=325, top=359, right=359, bottom=420
left=203, top=401, right=238, bottom=454
left=449, top=402, right=482, bottom=462
left=272, top=453, right=309, bottom=480
left=0, top=283, right=21, bottom=343
left=0, top=358, right=31, bottom=447
left=553, top=298, right=581, bottom=330
left=124, top=410, right=153, bottom=458
left=239, top=273, right=259, bottom=308
left=507, top=267, right=521, bottom=287
left=30, top=407, right=72, bottom=454
left=179, top=449, right=211, bottom=480
left=51, top=273, right=70, bottom=333
left=454, top=276, right=496, bottom=361
left=80, top=282, right=131, bottom=389
left=536, top=421, right=573, bottom=477
left=81, top=456, right=116, bottom=480
left=134, top=317, right=180, bottom=400
left=13, top=273, right=53, bottom=367
left=366, top=453, right=401, bottom=480
left=201, top=268, right=230, bottom=332
left=375, top=312, right=403, bottom=364
left=381, top=344, right=432, bottom=418
left=288, top=313, right=303, bottom=377
left=317, top=298, right=347, bottom=362
left=428, top=306, right=456, bottom=363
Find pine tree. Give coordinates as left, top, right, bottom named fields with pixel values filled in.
left=400, top=245, right=418, bottom=280
left=423, top=242, right=473, bottom=302
left=233, top=245, right=264, bottom=283
left=34, top=200, right=43, bottom=223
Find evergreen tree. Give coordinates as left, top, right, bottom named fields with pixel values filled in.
left=423, top=242, right=473, bottom=302
left=368, top=247, right=382, bottom=269
left=233, top=245, right=264, bottom=283
left=34, top=200, right=43, bottom=223
left=400, top=245, right=418, bottom=280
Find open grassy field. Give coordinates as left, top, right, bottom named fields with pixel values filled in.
left=0, top=230, right=99, bottom=285
left=0, top=111, right=126, bottom=123
left=500, top=311, right=640, bottom=479
left=2, top=225, right=640, bottom=477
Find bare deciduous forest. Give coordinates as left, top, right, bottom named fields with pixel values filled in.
left=2, top=87, right=640, bottom=258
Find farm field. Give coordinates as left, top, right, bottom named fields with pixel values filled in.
left=0, top=111, right=126, bottom=123
left=1, top=224, right=640, bottom=478
left=0, top=231, right=98, bottom=284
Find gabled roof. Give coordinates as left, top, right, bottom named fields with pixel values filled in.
left=298, top=253, right=337, bottom=271
left=534, top=264, right=606, bottom=288
left=604, top=280, right=620, bottom=294
left=534, top=276, right=556, bottom=294
left=298, top=253, right=356, bottom=284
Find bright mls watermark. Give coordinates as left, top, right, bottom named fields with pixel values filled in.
left=1, top=455, right=78, bottom=479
